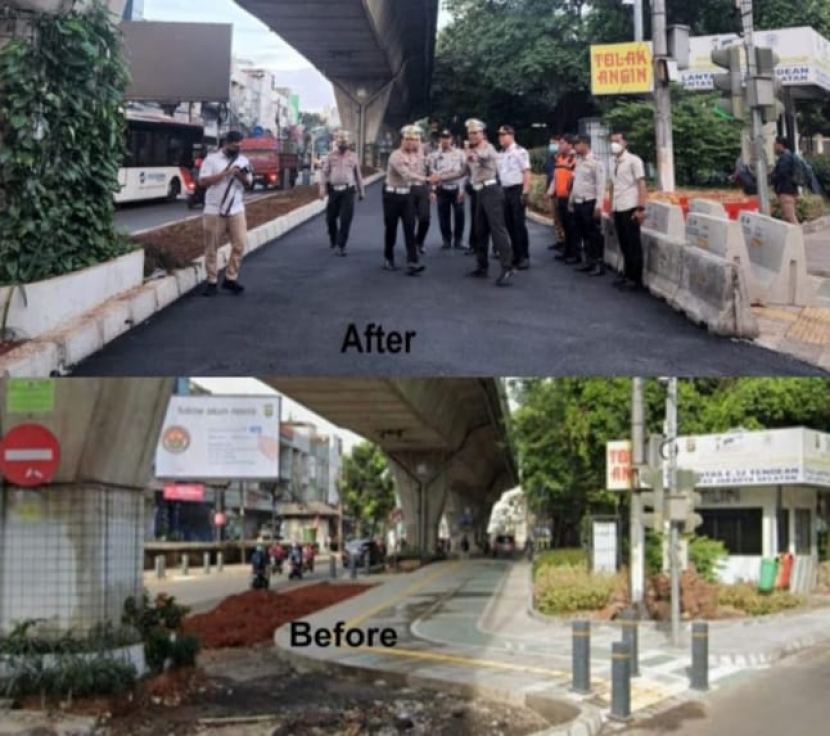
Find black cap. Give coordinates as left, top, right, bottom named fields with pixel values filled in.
left=498, top=125, right=516, bottom=135
left=225, top=130, right=244, bottom=143
left=439, top=128, right=452, bottom=137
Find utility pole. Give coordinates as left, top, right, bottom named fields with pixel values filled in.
left=630, top=379, right=646, bottom=610
left=739, top=0, right=771, bottom=215
left=634, top=0, right=644, bottom=42
left=665, top=378, right=681, bottom=647
left=652, top=0, right=676, bottom=191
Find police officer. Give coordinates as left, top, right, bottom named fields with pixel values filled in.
left=319, top=131, right=365, bottom=256
left=569, top=134, right=607, bottom=276
left=428, top=128, right=466, bottom=249
left=456, top=119, right=515, bottom=287
left=383, top=125, right=428, bottom=275
left=497, top=125, right=532, bottom=270
left=409, top=127, right=432, bottom=255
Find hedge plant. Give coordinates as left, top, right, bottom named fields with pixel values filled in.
left=0, top=1, right=133, bottom=287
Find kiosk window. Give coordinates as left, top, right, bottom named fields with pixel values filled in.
left=699, top=508, right=762, bottom=555
left=795, top=509, right=812, bottom=554
left=777, top=509, right=790, bottom=553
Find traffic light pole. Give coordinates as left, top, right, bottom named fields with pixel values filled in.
left=740, top=0, right=771, bottom=215
left=631, top=379, right=646, bottom=610
left=652, top=0, right=676, bottom=192
left=665, top=378, right=681, bottom=647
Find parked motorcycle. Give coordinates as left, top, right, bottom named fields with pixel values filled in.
left=288, top=557, right=303, bottom=580
left=251, top=568, right=270, bottom=590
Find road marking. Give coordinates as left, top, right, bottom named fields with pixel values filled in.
left=344, top=562, right=462, bottom=629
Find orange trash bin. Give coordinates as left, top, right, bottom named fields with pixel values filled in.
left=775, top=552, right=794, bottom=590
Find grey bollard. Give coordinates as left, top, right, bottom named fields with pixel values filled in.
left=155, top=555, right=165, bottom=579
left=329, top=555, right=337, bottom=579
left=217, top=552, right=224, bottom=572
left=610, top=642, right=632, bottom=721
left=203, top=552, right=210, bottom=575
left=364, top=550, right=371, bottom=576
left=181, top=554, right=189, bottom=576
left=571, top=620, right=591, bottom=695
left=691, top=622, right=709, bottom=691
left=621, top=609, right=640, bottom=677
left=350, top=553, right=357, bottom=580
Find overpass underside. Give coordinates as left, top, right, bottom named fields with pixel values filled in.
left=265, top=378, right=518, bottom=553
left=235, top=0, right=439, bottom=147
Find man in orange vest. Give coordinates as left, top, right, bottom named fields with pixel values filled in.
left=544, top=135, right=578, bottom=264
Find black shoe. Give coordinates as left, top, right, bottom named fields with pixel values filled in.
left=575, top=263, right=594, bottom=273
left=453, top=242, right=463, bottom=249
left=589, top=265, right=606, bottom=277
left=406, top=263, right=426, bottom=275
left=202, top=282, right=218, bottom=297
left=441, top=242, right=451, bottom=250
left=495, top=269, right=516, bottom=287
left=418, top=245, right=426, bottom=255
left=464, top=248, right=477, bottom=256
left=383, top=260, right=398, bottom=271
left=338, top=247, right=347, bottom=257
left=329, top=241, right=337, bottom=250
left=563, top=256, right=580, bottom=265
left=612, top=275, right=628, bottom=288
left=467, top=268, right=489, bottom=278
left=622, top=280, right=645, bottom=292
left=515, top=259, right=530, bottom=270
left=553, top=253, right=569, bottom=262
left=547, top=242, right=559, bottom=250
left=221, top=279, right=244, bottom=294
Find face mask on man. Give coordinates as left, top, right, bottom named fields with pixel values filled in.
left=610, top=142, right=624, bottom=155
left=338, top=143, right=349, bottom=152
left=548, top=144, right=558, bottom=155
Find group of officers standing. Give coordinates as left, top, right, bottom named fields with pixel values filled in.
left=319, top=119, right=649, bottom=292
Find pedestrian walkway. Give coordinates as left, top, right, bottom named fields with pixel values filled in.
left=273, top=559, right=830, bottom=733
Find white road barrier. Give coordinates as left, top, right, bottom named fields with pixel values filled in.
left=688, top=199, right=728, bottom=220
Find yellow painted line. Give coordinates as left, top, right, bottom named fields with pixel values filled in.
left=344, top=562, right=462, bottom=629
left=752, top=306, right=799, bottom=323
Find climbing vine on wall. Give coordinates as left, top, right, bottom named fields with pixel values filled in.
left=0, top=2, right=133, bottom=286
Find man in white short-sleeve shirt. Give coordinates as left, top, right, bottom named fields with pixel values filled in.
left=497, top=125, right=532, bottom=269
left=608, top=131, right=647, bottom=291
left=198, top=131, right=253, bottom=296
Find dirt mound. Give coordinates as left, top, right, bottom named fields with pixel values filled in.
left=183, top=583, right=371, bottom=649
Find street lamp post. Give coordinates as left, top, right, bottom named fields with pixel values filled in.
left=356, top=87, right=367, bottom=165
left=416, top=462, right=430, bottom=560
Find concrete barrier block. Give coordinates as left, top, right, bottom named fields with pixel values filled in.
left=601, top=214, right=624, bottom=273
left=643, top=201, right=685, bottom=241
left=174, top=266, right=199, bottom=295
left=0, top=341, right=60, bottom=378
left=98, top=300, right=133, bottom=344
left=688, top=199, right=728, bottom=219
left=674, top=246, right=759, bottom=338
left=128, top=286, right=159, bottom=327
left=56, top=318, right=105, bottom=367
left=739, top=211, right=817, bottom=307
left=150, top=276, right=180, bottom=310
left=642, top=231, right=685, bottom=306
left=686, top=213, right=760, bottom=304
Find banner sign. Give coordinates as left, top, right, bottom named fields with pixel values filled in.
left=606, top=440, right=633, bottom=490
left=590, top=42, right=653, bottom=95
left=155, top=395, right=281, bottom=480
left=163, top=484, right=205, bottom=502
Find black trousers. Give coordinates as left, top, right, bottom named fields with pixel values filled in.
left=436, top=186, right=465, bottom=246
left=325, top=186, right=356, bottom=248
left=466, top=184, right=478, bottom=249
left=557, top=197, right=578, bottom=259
left=573, top=200, right=603, bottom=265
left=383, top=191, right=418, bottom=264
left=475, top=185, right=513, bottom=271
left=614, top=208, right=644, bottom=285
left=503, top=185, right=529, bottom=263
left=411, top=184, right=431, bottom=246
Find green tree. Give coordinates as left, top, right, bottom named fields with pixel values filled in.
left=340, top=442, right=396, bottom=538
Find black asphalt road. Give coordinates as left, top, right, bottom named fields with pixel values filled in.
left=78, top=181, right=826, bottom=377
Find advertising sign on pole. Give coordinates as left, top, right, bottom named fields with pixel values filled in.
left=155, top=395, right=281, bottom=480
left=590, top=42, right=654, bottom=95
left=607, top=440, right=634, bottom=490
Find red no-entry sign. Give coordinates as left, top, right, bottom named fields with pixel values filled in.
left=0, top=423, right=61, bottom=487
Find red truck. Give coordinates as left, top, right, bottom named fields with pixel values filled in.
left=240, top=136, right=300, bottom=190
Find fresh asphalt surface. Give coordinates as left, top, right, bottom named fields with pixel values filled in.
left=80, top=181, right=826, bottom=376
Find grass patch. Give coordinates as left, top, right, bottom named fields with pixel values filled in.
left=717, top=582, right=805, bottom=616
left=534, top=560, right=627, bottom=615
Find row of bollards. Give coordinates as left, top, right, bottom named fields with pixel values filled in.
left=156, top=552, right=225, bottom=579
left=571, top=615, right=709, bottom=722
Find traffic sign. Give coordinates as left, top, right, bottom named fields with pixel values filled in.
left=0, top=423, right=61, bottom=487
left=252, top=126, right=264, bottom=138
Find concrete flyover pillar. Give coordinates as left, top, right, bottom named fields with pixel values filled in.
left=388, top=451, right=448, bottom=557
left=443, top=487, right=473, bottom=555
left=333, top=83, right=394, bottom=161
left=0, top=378, right=174, bottom=634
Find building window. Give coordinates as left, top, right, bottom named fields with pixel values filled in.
left=777, top=509, right=790, bottom=553
left=699, top=508, right=763, bottom=555
left=795, top=509, right=812, bottom=555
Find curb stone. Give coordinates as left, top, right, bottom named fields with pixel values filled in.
left=273, top=626, right=603, bottom=736
left=0, top=174, right=385, bottom=378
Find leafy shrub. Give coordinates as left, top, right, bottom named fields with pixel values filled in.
left=170, top=635, right=200, bottom=669
left=645, top=530, right=663, bottom=577
left=529, top=146, right=551, bottom=175
left=122, top=590, right=191, bottom=638
left=805, top=153, right=830, bottom=195
left=533, top=547, right=587, bottom=575
left=770, top=191, right=826, bottom=222
left=534, top=563, right=627, bottom=615
left=0, top=619, right=141, bottom=656
left=688, top=536, right=728, bottom=584
left=718, top=582, right=804, bottom=615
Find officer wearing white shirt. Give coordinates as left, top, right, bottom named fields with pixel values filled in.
left=428, top=129, right=467, bottom=249
left=198, top=131, right=254, bottom=296
left=496, top=125, right=532, bottom=269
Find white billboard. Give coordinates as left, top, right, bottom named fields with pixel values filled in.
left=155, top=396, right=281, bottom=480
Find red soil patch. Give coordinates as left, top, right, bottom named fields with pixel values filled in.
left=183, top=583, right=372, bottom=649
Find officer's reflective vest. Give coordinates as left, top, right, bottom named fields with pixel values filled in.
left=553, top=153, right=576, bottom=198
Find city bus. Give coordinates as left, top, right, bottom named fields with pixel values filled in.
left=116, top=111, right=205, bottom=205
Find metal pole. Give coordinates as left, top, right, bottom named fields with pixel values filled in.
left=631, top=379, right=646, bottom=609
left=217, top=551, right=224, bottom=572
left=621, top=609, right=640, bottom=677
left=203, top=552, right=210, bottom=575
left=329, top=553, right=337, bottom=579
left=666, top=378, right=681, bottom=647
left=350, top=552, right=357, bottom=579
left=652, top=0, right=676, bottom=191
left=571, top=620, right=591, bottom=694
left=610, top=642, right=632, bottom=721
left=691, top=622, right=710, bottom=691
left=155, top=555, right=165, bottom=579
left=181, top=554, right=189, bottom=576
left=634, top=0, right=644, bottom=42
left=740, top=0, right=771, bottom=215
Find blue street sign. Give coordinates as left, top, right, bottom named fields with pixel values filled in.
left=252, top=126, right=265, bottom=138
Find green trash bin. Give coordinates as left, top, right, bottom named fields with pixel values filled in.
left=758, top=557, right=779, bottom=593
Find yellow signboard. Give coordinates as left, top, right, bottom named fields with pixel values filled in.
left=591, top=42, right=653, bottom=95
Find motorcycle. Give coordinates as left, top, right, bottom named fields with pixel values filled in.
left=251, top=567, right=270, bottom=590
left=270, top=556, right=284, bottom=576
left=288, top=557, right=303, bottom=580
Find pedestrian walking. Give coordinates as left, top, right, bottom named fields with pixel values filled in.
left=199, top=130, right=253, bottom=296
left=383, top=125, right=429, bottom=275
left=544, top=136, right=566, bottom=250
left=319, top=131, right=365, bottom=256
left=771, top=136, right=800, bottom=225
left=569, top=134, right=607, bottom=276
left=609, top=131, right=647, bottom=291
left=457, top=119, right=515, bottom=287
left=496, top=125, right=532, bottom=270
left=428, top=128, right=467, bottom=249
left=546, top=135, right=578, bottom=265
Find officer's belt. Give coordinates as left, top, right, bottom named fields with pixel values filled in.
left=472, top=179, right=498, bottom=191
left=385, top=186, right=411, bottom=194
left=439, top=184, right=460, bottom=190
left=330, top=184, right=353, bottom=192
left=572, top=197, right=597, bottom=204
